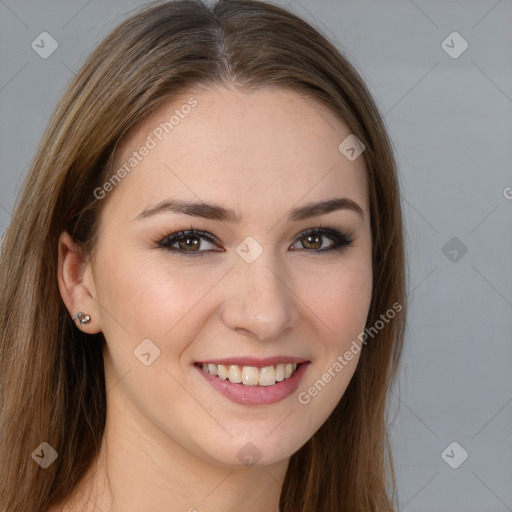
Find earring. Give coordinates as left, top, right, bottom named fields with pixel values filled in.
left=73, top=312, right=91, bottom=326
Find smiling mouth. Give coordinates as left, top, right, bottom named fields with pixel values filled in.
left=195, top=362, right=302, bottom=387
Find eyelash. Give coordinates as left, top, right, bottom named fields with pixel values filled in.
left=156, top=226, right=354, bottom=257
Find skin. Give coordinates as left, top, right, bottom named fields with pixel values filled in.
left=56, top=85, right=373, bottom=512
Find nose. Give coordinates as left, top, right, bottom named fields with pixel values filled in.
left=220, top=251, right=300, bottom=343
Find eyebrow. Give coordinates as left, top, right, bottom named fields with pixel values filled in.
left=134, top=197, right=364, bottom=223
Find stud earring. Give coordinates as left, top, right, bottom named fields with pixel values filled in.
left=73, top=312, right=91, bottom=326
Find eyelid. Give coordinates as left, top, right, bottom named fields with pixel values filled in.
left=156, top=226, right=354, bottom=256
left=289, top=226, right=354, bottom=251
left=157, top=228, right=222, bottom=253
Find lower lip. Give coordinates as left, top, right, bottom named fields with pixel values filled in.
left=195, top=363, right=310, bottom=406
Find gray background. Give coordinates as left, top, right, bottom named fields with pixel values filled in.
left=1, top=0, right=511, bottom=510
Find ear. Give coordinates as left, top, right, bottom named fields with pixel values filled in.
left=57, top=231, right=102, bottom=334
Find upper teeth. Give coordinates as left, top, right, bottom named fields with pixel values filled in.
left=201, top=363, right=298, bottom=386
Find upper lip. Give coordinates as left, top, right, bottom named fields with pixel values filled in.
left=196, top=356, right=308, bottom=367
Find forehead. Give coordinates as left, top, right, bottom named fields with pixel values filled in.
left=106, top=85, right=368, bottom=220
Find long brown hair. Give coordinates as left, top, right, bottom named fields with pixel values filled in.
left=0, top=1, right=407, bottom=510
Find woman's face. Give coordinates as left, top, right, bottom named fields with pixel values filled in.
left=87, top=85, right=372, bottom=467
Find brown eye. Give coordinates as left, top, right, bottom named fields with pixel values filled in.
left=158, top=229, right=220, bottom=256
left=301, top=234, right=323, bottom=250
left=158, top=227, right=353, bottom=257
left=290, top=228, right=353, bottom=252
left=177, top=237, right=201, bottom=251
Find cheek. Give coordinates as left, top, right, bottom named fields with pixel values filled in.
left=302, top=254, right=373, bottom=345
left=92, top=246, right=228, bottom=357
left=291, top=261, right=371, bottom=437
left=294, top=251, right=371, bottom=393
left=330, top=268, right=372, bottom=339
left=94, top=237, right=372, bottom=361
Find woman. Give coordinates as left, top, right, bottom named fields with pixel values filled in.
left=0, top=1, right=407, bottom=510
